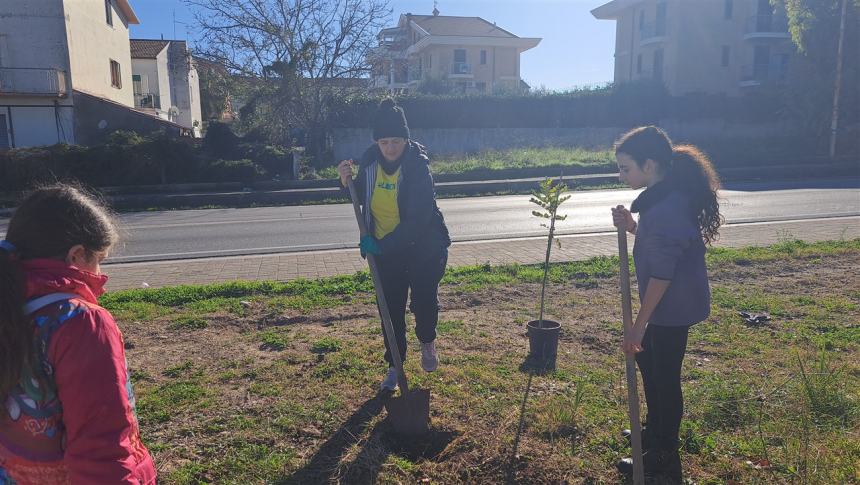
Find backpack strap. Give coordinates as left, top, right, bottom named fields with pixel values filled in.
left=8, top=293, right=83, bottom=420
left=23, top=292, right=80, bottom=315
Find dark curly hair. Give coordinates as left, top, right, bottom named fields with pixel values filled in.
left=615, top=126, right=723, bottom=244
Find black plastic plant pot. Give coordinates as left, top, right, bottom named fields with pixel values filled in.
left=527, top=319, right=561, bottom=368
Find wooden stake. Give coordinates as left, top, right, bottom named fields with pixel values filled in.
left=618, top=227, right=645, bottom=485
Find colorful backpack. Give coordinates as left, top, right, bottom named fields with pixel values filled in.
left=1, top=293, right=81, bottom=485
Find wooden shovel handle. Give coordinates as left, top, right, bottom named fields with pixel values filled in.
left=618, top=227, right=645, bottom=485
left=347, top=178, right=409, bottom=393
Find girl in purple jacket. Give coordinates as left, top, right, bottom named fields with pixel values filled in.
left=611, top=126, right=722, bottom=482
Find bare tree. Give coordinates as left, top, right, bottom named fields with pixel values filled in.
left=186, top=0, right=391, bottom=160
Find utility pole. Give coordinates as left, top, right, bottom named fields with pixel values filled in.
left=829, top=0, right=848, bottom=159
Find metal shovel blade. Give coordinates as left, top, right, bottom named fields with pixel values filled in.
left=384, top=388, right=431, bottom=436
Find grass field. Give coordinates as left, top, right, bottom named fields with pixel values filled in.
left=314, top=147, right=614, bottom=180
left=105, top=239, right=860, bottom=484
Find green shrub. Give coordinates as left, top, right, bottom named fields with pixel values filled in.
left=0, top=126, right=293, bottom=190
left=237, top=143, right=291, bottom=177
left=0, top=147, right=55, bottom=190
left=331, top=81, right=782, bottom=129
left=204, top=159, right=266, bottom=183
left=203, top=121, right=240, bottom=155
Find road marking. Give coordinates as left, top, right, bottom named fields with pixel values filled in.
left=104, top=215, right=859, bottom=266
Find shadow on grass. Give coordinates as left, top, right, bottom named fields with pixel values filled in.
left=504, top=355, right=558, bottom=483
left=279, top=392, right=458, bottom=484
left=503, top=353, right=556, bottom=484
left=337, top=421, right=458, bottom=483
left=278, top=394, right=385, bottom=484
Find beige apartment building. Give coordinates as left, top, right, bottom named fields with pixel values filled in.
left=592, top=0, right=794, bottom=96
left=369, top=10, right=541, bottom=94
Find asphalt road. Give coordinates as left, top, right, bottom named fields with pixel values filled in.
left=2, top=179, right=858, bottom=263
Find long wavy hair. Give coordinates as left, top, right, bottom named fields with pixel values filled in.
left=615, top=126, right=723, bottom=244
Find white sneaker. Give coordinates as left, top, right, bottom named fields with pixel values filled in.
left=420, top=341, right=439, bottom=372
left=380, top=367, right=399, bottom=391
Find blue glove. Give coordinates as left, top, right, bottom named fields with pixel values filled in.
left=359, top=235, right=381, bottom=259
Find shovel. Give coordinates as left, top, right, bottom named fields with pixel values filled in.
left=346, top=177, right=430, bottom=436
left=617, top=226, right=645, bottom=485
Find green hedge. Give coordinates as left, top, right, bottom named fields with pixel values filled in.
left=331, top=81, right=784, bottom=129
left=0, top=128, right=293, bottom=191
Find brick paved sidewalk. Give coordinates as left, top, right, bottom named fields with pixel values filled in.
left=104, top=216, right=860, bottom=291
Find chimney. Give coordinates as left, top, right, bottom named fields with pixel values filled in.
left=433, top=1, right=440, bottom=16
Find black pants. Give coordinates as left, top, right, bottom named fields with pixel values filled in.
left=375, top=247, right=448, bottom=366
left=635, top=323, right=690, bottom=452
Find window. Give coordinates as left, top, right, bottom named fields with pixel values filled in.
left=132, top=74, right=142, bottom=93
left=427, top=53, right=432, bottom=69
left=724, top=0, right=733, bottom=20
left=110, top=59, right=121, bottom=88
left=476, top=81, right=486, bottom=92
left=753, top=45, right=771, bottom=79
left=0, top=35, right=7, bottom=67
left=0, top=114, right=9, bottom=149
left=453, top=49, right=467, bottom=74
left=653, top=49, right=664, bottom=81
left=637, top=54, right=642, bottom=74
left=721, top=46, right=730, bottom=67
left=655, top=2, right=667, bottom=36
left=105, top=0, right=113, bottom=26
left=480, top=50, right=487, bottom=65
left=638, top=10, right=644, bottom=30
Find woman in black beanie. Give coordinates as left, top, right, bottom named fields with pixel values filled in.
left=338, top=98, right=451, bottom=391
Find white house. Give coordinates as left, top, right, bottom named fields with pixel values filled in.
left=0, top=0, right=186, bottom=149
left=130, top=39, right=203, bottom=137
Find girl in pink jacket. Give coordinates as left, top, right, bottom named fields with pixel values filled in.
left=0, top=184, right=156, bottom=484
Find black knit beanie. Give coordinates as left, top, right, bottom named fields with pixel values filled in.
left=372, top=98, right=410, bottom=141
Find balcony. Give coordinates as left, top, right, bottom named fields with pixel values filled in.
left=450, top=62, right=472, bottom=77
left=134, top=92, right=162, bottom=110
left=0, top=68, right=68, bottom=97
left=368, top=45, right=407, bottom=61
left=739, top=62, right=788, bottom=87
left=640, top=22, right=668, bottom=46
left=370, top=74, right=409, bottom=91
left=744, top=15, right=790, bottom=39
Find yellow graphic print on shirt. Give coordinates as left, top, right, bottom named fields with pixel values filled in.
left=371, top=164, right=401, bottom=239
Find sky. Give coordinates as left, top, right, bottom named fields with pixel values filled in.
left=128, top=0, right=617, bottom=91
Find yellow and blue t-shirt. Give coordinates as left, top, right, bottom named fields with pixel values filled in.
left=370, top=164, right=401, bottom=239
